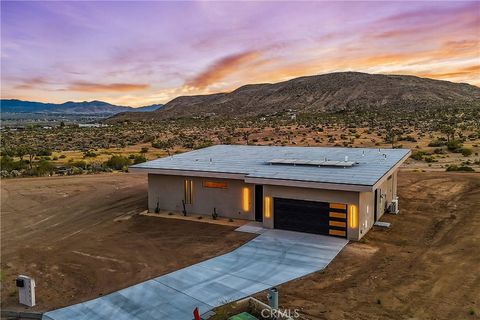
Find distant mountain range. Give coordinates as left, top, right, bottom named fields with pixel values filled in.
left=109, top=72, right=480, bottom=122
left=0, top=99, right=163, bottom=114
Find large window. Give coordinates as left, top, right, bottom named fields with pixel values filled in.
left=184, top=178, right=193, bottom=204
left=203, top=180, right=228, bottom=189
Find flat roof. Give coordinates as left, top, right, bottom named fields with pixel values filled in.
left=131, top=145, right=411, bottom=188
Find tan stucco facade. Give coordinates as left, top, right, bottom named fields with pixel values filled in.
left=148, top=174, right=255, bottom=220
left=357, top=170, right=398, bottom=239
left=262, top=184, right=361, bottom=239
left=147, top=169, right=400, bottom=241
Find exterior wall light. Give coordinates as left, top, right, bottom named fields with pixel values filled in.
left=349, top=204, right=358, bottom=229
left=242, top=187, right=250, bottom=212
left=264, top=196, right=272, bottom=218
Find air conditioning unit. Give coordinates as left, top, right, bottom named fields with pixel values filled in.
left=389, top=198, right=399, bottom=214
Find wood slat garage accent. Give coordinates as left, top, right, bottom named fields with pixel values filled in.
left=329, top=221, right=347, bottom=228
left=329, top=212, right=346, bottom=219
left=329, top=229, right=346, bottom=237
left=328, top=202, right=348, bottom=237
left=330, top=203, right=347, bottom=210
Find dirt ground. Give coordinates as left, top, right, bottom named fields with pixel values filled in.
left=254, top=171, right=480, bottom=320
left=0, top=173, right=255, bottom=312
left=1, top=172, right=479, bottom=319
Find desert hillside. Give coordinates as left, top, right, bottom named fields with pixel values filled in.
left=109, top=72, right=480, bottom=121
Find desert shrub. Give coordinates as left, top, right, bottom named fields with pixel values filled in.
left=37, top=149, right=53, bottom=156
left=446, top=165, right=475, bottom=172
left=140, top=147, right=149, bottom=154
left=143, top=136, right=155, bottom=143
left=461, top=148, right=473, bottom=157
left=69, top=160, right=88, bottom=169
left=428, top=140, right=446, bottom=147
left=83, top=150, right=97, bottom=158
left=411, top=151, right=427, bottom=161
left=0, top=156, right=28, bottom=172
left=105, top=155, right=130, bottom=170
left=152, top=139, right=175, bottom=149
left=133, top=155, right=146, bottom=164
left=399, top=135, right=417, bottom=142
left=447, top=140, right=463, bottom=152
left=194, top=139, right=213, bottom=149
left=59, top=154, right=66, bottom=159
left=34, top=159, right=55, bottom=176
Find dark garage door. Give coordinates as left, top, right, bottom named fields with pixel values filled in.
left=273, top=198, right=347, bottom=237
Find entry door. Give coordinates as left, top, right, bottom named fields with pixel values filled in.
left=374, top=189, right=378, bottom=222
left=255, top=185, right=263, bottom=222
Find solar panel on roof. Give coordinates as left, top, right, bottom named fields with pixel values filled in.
left=266, top=158, right=355, bottom=167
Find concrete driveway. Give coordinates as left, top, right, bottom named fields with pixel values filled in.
left=43, top=228, right=348, bottom=320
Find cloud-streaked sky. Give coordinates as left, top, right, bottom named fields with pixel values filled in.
left=1, top=1, right=479, bottom=107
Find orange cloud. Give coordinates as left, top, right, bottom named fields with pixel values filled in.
left=417, top=65, right=480, bottom=80
left=68, top=82, right=149, bottom=92
left=15, top=77, right=49, bottom=90
left=186, top=50, right=261, bottom=89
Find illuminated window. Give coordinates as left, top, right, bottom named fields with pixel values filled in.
left=242, top=187, right=250, bottom=212
left=264, top=196, right=271, bottom=218
left=349, top=204, right=358, bottom=228
left=184, top=178, right=193, bottom=204
left=184, top=179, right=188, bottom=203
left=189, top=180, right=193, bottom=204
left=203, top=181, right=228, bottom=189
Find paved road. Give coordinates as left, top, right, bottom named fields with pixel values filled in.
left=43, top=229, right=348, bottom=320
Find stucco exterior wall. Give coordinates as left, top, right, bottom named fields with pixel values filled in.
left=147, top=170, right=399, bottom=241
left=262, top=184, right=361, bottom=240
left=375, top=169, right=397, bottom=220
left=358, top=191, right=374, bottom=240
left=358, top=169, right=398, bottom=239
left=148, top=174, right=254, bottom=220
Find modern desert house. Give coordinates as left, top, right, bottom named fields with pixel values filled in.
left=131, top=145, right=410, bottom=241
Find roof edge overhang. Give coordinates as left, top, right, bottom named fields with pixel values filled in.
left=372, top=149, right=412, bottom=189
left=130, top=167, right=372, bottom=191
left=129, top=167, right=246, bottom=180
left=244, top=177, right=372, bottom=192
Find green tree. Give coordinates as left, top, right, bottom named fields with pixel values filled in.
left=15, top=146, right=27, bottom=162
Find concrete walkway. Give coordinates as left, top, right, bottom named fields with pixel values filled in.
left=43, top=229, right=348, bottom=320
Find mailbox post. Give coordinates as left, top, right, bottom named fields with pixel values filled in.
left=16, top=275, right=36, bottom=307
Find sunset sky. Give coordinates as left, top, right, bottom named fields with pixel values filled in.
left=1, top=1, right=479, bottom=107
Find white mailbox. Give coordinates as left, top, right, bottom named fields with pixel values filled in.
left=16, top=275, right=36, bottom=307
